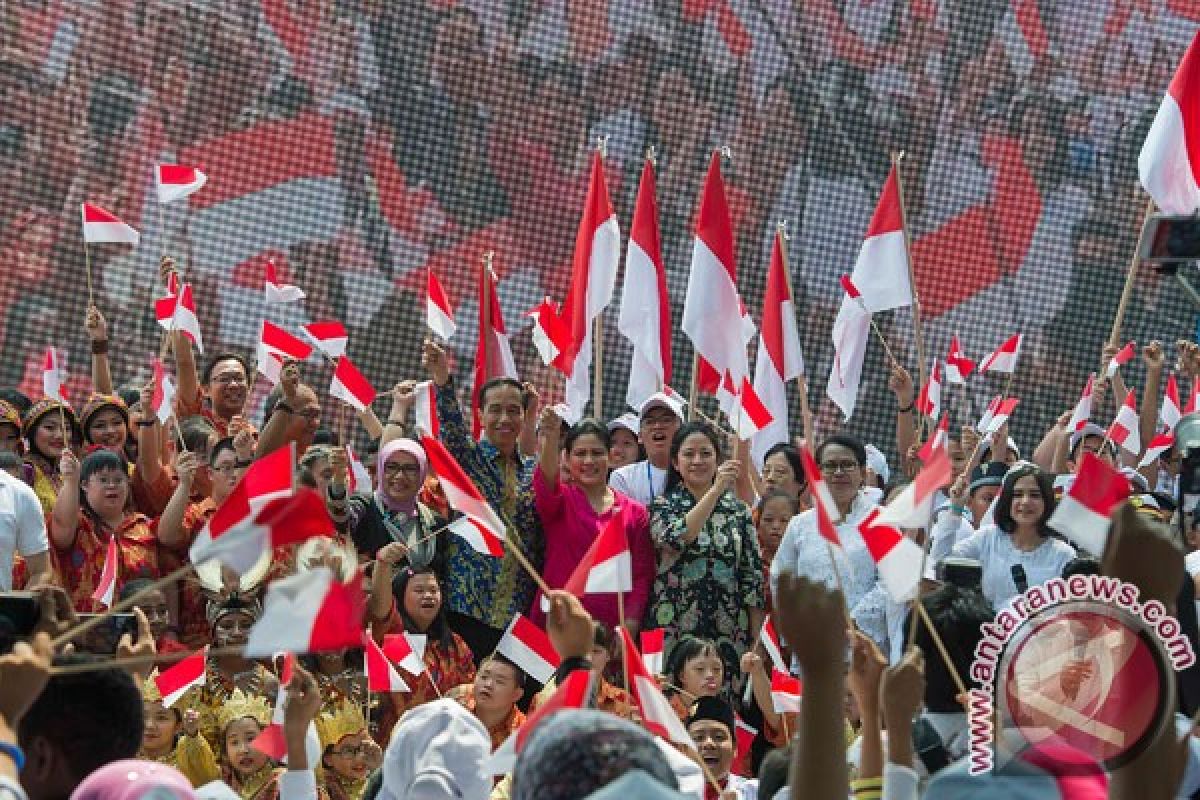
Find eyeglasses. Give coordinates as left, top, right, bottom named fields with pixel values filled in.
left=210, top=463, right=242, bottom=475
left=295, top=409, right=321, bottom=421
left=211, top=372, right=247, bottom=386
left=383, top=463, right=421, bottom=476
left=819, top=460, right=860, bottom=474
left=642, top=412, right=677, bottom=427
left=761, top=465, right=793, bottom=478
left=88, top=474, right=129, bottom=488
left=330, top=745, right=371, bottom=758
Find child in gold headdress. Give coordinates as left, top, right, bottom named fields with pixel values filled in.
left=314, top=702, right=381, bottom=800
left=177, top=688, right=284, bottom=800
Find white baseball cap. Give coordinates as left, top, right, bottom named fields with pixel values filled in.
left=638, top=390, right=685, bottom=422
left=607, top=412, right=640, bottom=436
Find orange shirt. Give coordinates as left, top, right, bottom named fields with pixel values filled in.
left=160, top=497, right=217, bottom=647
left=58, top=512, right=160, bottom=612
left=447, top=683, right=526, bottom=751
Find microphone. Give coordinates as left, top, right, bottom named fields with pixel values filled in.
left=1011, top=564, right=1029, bottom=594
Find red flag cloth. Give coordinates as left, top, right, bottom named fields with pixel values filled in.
left=264, top=259, right=305, bottom=304
left=1048, top=453, right=1131, bottom=555
left=559, top=514, right=632, bottom=599
left=800, top=448, right=843, bottom=551
left=1068, top=374, right=1095, bottom=433
left=81, top=203, right=139, bottom=244
left=496, top=614, right=561, bottom=685
left=619, top=627, right=694, bottom=747
left=858, top=509, right=924, bottom=603
left=979, top=333, right=1022, bottom=374
left=155, top=164, right=208, bottom=204
left=363, top=631, right=411, bottom=692
left=419, top=436, right=507, bottom=556
left=154, top=648, right=207, bottom=707
left=90, top=536, right=119, bottom=609
left=299, top=320, right=348, bottom=359
left=485, top=669, right=596, bottom=776
left=1140, top=31, right=1200, bottom=214
left=1106, top=390, right=1141, bottom=455
left=155, top=283, right=204, bottom=354
left=426, top=267, right=456, bottom=340
left=244, top=569, right=365, bottom=656
left=1105, top=342, right=1137, bottom=378
left=330, top=357, right=376, bottom=412
left=945, top=335, right=975, bottom=384
left=751, top=230, right=805, bottom=466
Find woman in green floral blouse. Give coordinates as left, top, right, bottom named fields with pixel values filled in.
left=644, top=422, right=765, bottom=691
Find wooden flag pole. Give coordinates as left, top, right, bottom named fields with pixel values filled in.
left=616, top=590, right=632, bottom=707
left=1109, top=195, right=1157, bottom=348
left=594, top=316, right=605, bottom=420
left=687, top=352, right=700, bottom=422
left=83, top=242, right=95, bottom=308
left=52, top=563, right=196, bottom=648
left=891, top=151, right=930, bottom=440
left=504, top=533, right=553, bottom=597
left=916, top=602, right=970, bottom=702
left=158, top=201, right=169, bottom=260
left=481, top=251, right=494, bottom=377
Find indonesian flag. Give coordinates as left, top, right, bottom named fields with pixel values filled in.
left=1140, top=433, right=1175, bottom=468
left=760, top=615, right=787, bottom=674
left=412, top=380, right=439, bottom=438
left=1105, top=342, right=1137, bottom=378
left=945, top=335, right=975, bottom=384
left=263, top=260, right=305, bottom=305
left=840, top=274, right=863, bottom=300
left=526, top=297, right=571, bottom=370
left=382, top=633, right=427, bottom=676
left=977, top=397, right=1020, bottom=434
left=81, top=203, right=139, bottom=245
left=827, top=165, right=913, bottom=419
left=345, top=445, right=372, bottom=494
left=682, top=153, right=754, bottom=416
left=1188, top=380, right=1200, bottom=415
left=154, top=648, right=207, bottom=708
left=1068, top=374, right=1095, bottom=433
left=799, top=448, right=843, bottom=551
left=155, top=282, right=204, bottom=353
left=979, top=334, right=1022, bottom=374
left=1140, top=31, right=1200, bottom=215
left=426, top=267, right=456, bottom=340
left=998, top=0, right=1054, bottom=77
left=419, top=436, right=506, bottom=557
left=251, top=654, right=321, bottom=764
left=770, top=669, right=803, bottom=713
left=486, top=669, right=595, bottom=776
left=858, top=509, right=924, bottom=603
left=497, top=614, right=561, bottom=685
left=1106, top=390, right=1141, bottom=455
left=559, top=152, right=621, bottom=421
left=618, top=157, right=672, bottom=410
left=300, top=320, right=349, bottom=359
left=155, top=164, right=208, bottom=204
left=735, top=715, right=758, bottom=763
left=619, top=627, right=694, bottom=747
left=729, top=376, right=774, bottom=441
left=1047, top=453, right=1131, bottom=556
left=91, top=535, right=119, bottom=609
left=244, top=567, right=365, bottom=656
left=918, top=415, right=949, bottom=464
left=363, top=631, right=411, bottom=693
left=751, top=230, right=805, bottom=467
left=256, top=320, right=313, bottom=384
left=473, top=265, right=519, bottom=438
left=875, top=442, right=952, bottom=529
left=330, top=357, right=376, bottom=412
left=916, top=360, right=942, bottom=420
left=560, top=514, right=632, bottom=598
left=1163, top=374, right=1182, bottom=433
left=42, top=347, right=67, bottom=402
left=640, top=628, right=665, bottom=675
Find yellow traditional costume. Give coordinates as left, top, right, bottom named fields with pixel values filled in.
left=177, top=689, right=284, bottom=800
left=314, top=702, right=373, bottom=800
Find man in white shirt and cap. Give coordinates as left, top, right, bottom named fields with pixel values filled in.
left=608, top=391, right=684, bottom=506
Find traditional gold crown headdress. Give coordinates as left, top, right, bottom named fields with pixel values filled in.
left=314, top=701, right=367, bottom=750
left=215, top=688, right=272, bottom=732
left=141, top=670, right=162, bottom=704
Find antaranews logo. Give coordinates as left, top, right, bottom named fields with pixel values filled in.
left=967, top=574, right=1196, bottom=776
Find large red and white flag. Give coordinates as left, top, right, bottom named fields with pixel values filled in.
left=916, top=360, right=943, bottom=420
left=256, top=320, right=313, bottom=384
left=154, top=648, right=207, bottom=708
left=858, top=509, right=924, bottom=603
left=473, top=265, right=519, bottom=437
left=155, top=282, right=204, bottom=353
left=559, top=152, right=621, bottom=421
left=330, top=357, right=376, bottom=413
left=944, top=335, right=975, bottom=384
left=1106, top=390, right=1141, bottom=455
left=1047, top=453, right=1131, bottom=556
left=419, top=436, right=506, bottom=557
left=729, top=376, right=774, bottom=441
left=735, top=715, right=758, bottom=764
left=619, top=627, right=694, bottom=747
left=244, top=568, right=365, bottom=656
left=485, top=669, right=595, bottom=776
left=770, top=669, right=803, bottom=713
left=979, top=334, right=1022, bottom=374
left=827, top=165, right=913, bottom=419
left=426, top=267, right=456, bottom=340
left=81, top=203, right=139, bottom=245
left=1068, top=374, right=1095, bottom=433
left=412, top=380, right=439, bottom=438
left=876, top=442, right=952, bottom=529
left=382, top=633, right=427, bottom=676
left=496, top=614, right=561, bottom=685
left=560, top=514, right=632, bottom=598
left=682, top=153, right=755, bottom=417
left=640, top=628, right=665, bottom=675
left=42, top=347, right=67, bottom=402
left=1140, top=433, right=1175, bottom=468
left=1105, top=342, right=1137, bottom=378
left=363, top=632, right=411, bottom=692
left=1163, top=374, right=1183, bottom=433
left=155, top=164, right=208, bottom=204
left=1140, top=31, right=1200, bottom=215
left=91, top=536, right=119, bottom=609
left=300, top=320, right=349, bottom=359
left=799, top=448, right=843, bottom=551
left=618, top=157, right=672, bottom=410
left=998, top=0, right=1054, bottom=77
left=760, top=615, right=787, bottom=674
left=918, top=415, right=949, bottom=464
left=751, top=230, right=805, bottom=467
left=263, top=260, right=305, bottom=305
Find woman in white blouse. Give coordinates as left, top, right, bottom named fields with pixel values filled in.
left=949, top=462, right=1076, bottom=611
left=770, top=435, right=880, bottom=627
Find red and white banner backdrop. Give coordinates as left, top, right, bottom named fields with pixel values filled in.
left=3, top=1, right=1196, bottom=455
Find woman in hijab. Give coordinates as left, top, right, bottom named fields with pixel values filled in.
left=326, top=439, right=447, bottom=573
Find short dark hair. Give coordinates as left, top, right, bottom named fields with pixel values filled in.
left=564, top=419, right=609, bottom=452
left=815, top=433, right=867, bottom=468
left=210, top=436, right=237, bottom=465
left=392, top=566, right=452, bottom=649
left=665, top=636, right=721, bottom=687
left=763, top=442, right=805, bottom=488
left=757, top=488, right=800, bottom=517
left=312, top=428, right=340, bottom=446
left=757, top=746, right=792, bottom=800
left=908, top=584, right=994, bottom=712
left=993, top=462, right=1057, bottom=536
left=665, top=422, right=722, bottom=491
left=201, top=353, right=250, bottom=385
left=1061, top=557, right=1101, bottom=579
left=479, top=377, right=525, bottom=409
left=483, top=652, right=527, bottom=691
left=18, top=659, right=143, bottom=792
left=179, top=416, right=218, bottom=455
left=79, top=448, right=126, bottom=483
